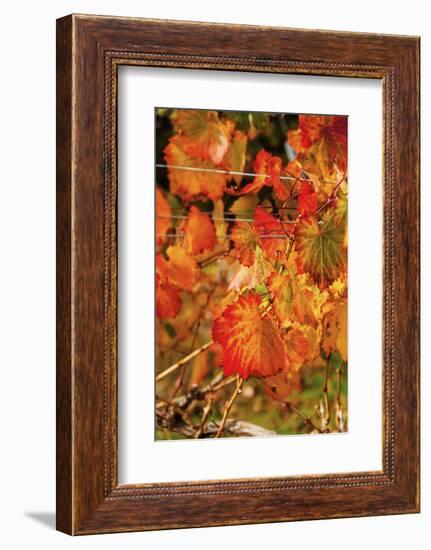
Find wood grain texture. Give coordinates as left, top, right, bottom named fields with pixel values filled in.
left=56, top=16, right=73, bottom=535
left=56, top=14, right=420, bottom=535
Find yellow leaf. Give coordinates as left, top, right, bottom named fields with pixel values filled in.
left=229, top=194, right=259, bottom=218
left=322, top=299, right=348, bottom=360
left=164, top=135, right=227, bottom=200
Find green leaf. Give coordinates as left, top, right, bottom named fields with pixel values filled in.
left=229, top=194, right=259, bottom=218
left=225, top=112, right=249, bottom=131
left=250, top=112, right=269, bottom=130
left=295, top=211, right=346, bottom=284
left=224, top=131, right=248, bottom=184
left=335, top=193, right=348, bottom=226
left=329, top=351, right=344, bottom=372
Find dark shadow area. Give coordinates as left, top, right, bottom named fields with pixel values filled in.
left=25, top=512, right=56, bottom=530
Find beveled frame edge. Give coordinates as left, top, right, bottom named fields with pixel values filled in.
left=56, top=14, right=420, bottom=535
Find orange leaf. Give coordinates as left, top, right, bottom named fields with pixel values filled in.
left=164, top=135, right=227, bottom=200
left=155, top=274, right=181, bottom=319
left=156, top=246, right=197, bottom=291
left=231, top=222, right=258, bottom=267
left=264, top=370, right=301, bottom=401
left=283, top=325, right=321, bottom=369
left=182, top=206, right=216, bottom=255
left=155, top=188, right=172, bottom=245
left=212, top=293, right=286, bottom=379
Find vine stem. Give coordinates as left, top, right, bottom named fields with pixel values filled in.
left=170, top=288, right=214, bottom=399
left=335, top=365, right=345, bottom=432
left=320, top=358, right=331, bottom=430
left=194, top=397, right=213, bottom=439
left=156, top=341, right=213, bottom=382
left=215, top=375, right=244, bottom=438
left=316, top=176, right=346, bottom=214
left=283, top=400, right=325, bottom=433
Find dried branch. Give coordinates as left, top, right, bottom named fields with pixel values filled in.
left=194, top=397, right=213, bottom=439
left=215, top=375, right=244, bottom=438
left=156, top=373, right=235, bottom=411
left=284, top=400, right=326, bottom=434
left=157, top=414, right=276, bottom=438
left=335, top=365, right=346, bottom=431
left=318, top=358, right=330, bottom=430
left=316, top=176, right=347, bottom=214
left=156, top=340, right=213, bottom=382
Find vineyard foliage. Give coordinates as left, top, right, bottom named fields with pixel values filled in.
left=155, top=108, right=348, bottom=439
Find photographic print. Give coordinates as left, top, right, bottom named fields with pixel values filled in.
left=155, top=108, right=348, bottom=440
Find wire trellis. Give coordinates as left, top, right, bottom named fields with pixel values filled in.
left=155, top=163, right=345, bottom=186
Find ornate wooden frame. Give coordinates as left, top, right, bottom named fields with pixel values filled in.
left=56, top=14, right=420, bottom=535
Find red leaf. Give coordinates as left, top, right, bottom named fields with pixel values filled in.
left=238, top=150, right=288, bottom=199
left=297, top=181, right=317, bottom=217
left=254, top=207, right=291, bottom=262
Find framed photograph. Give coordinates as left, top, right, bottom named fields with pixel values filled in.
left=56, top=14, right=420, bottom=534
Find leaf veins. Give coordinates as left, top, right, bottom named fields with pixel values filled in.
left=212, top=293, right=286, bottom=379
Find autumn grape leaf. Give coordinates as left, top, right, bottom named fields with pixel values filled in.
left=228, top=263, right=253, bottom=292
left=264, top=370, right=301, bottom=401
left=335, top=192, right=348, bottom=222
left=212, top=199, right=228, bottom=243
left=164, top=135, right=226, bottom=200
left=156, top=246, right=197, bottom=291
left=182, top=205, right=216, bottom=254
left=288, top=115, right=348, bottom=182
left=223, top=130, right=248, bottom=184
left=173, top=109, right=233, bottom=165
left=238, top=150, right=288, bottom=200
left=231, top=222, right=259, bottom=266
left=229, top=246, right=273, bottom=291
left=229, top=194, right=259, bottom=218
left=283, top=325, right=321, bottom=370
left=254, top=207, right=291, bottom=262
left=297, top=181, right=317, bottom=217
left=155, top=187, right=172, bottom=245
left=267, top=258, right=326, bottom=328
left=322, top=299, right=348, bottom=361
left=328, top=275, right=347, bottom=299
left=295, top=211, right=346, bottom=284
left=212, top=293, right=286, bottom=379
left=155, top=274, right=181, bottom=319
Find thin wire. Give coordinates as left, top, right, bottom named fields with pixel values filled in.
left=156, top=214, right=296, bottom=223
left=156, top=163, right=345, bottom=186
left=156, top=233, right=291, bottom=239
